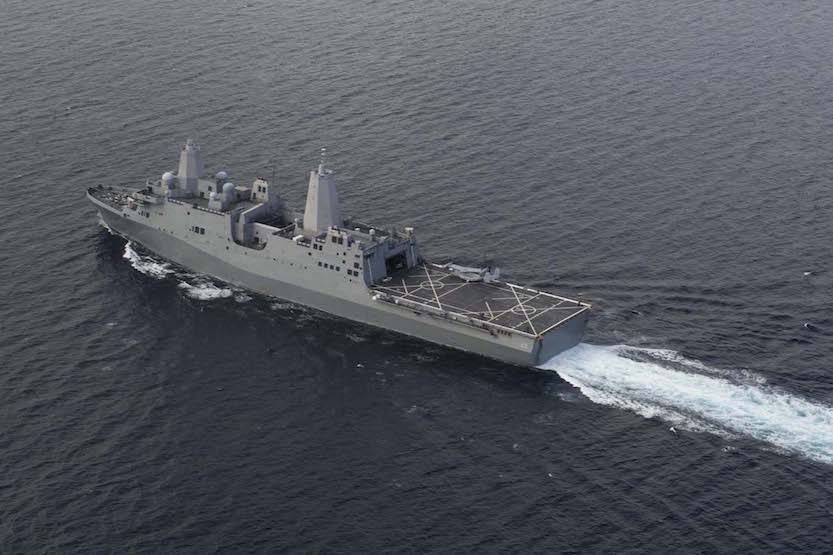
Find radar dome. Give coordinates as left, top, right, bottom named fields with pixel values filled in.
left=162, top=172, right=175, bottom=186
left=222, top=182, right=235, bottom=194
left=215, top=171, right=228, bottom=181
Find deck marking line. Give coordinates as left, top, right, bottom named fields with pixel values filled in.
left=423, top=264, right=443, bottom=310
left=508, top=283, right=537, bottom=336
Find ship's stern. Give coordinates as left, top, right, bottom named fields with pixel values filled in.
left=532, top=309, right=589, bottom=366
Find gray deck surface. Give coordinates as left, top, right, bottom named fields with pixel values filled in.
left=372, top=263, right=586, bottom=336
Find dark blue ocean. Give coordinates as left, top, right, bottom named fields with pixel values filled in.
left=3, top=0, right=833, bottom=551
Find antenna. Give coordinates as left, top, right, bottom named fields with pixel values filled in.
left=318, top=147, right=327, bottom=174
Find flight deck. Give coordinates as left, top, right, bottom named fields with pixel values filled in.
left=371, top=263, right=588, bottom=338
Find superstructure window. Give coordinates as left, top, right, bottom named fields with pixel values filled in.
left=331, top=236, right=337, bottom=243
left=353, top=262, right=360, bottom=269
left=318, top=261, right=322, bottom=266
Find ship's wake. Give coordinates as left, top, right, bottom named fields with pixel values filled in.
left=123, top=241, right=174, bottom=278
left=539, top=344, right=833, bottom=465
left=122, top=241, right=244, bottom=301
left=119, top=231, right=833, bottom=464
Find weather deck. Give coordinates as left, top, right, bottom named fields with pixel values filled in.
left=371, top=263, right=588, bottom=337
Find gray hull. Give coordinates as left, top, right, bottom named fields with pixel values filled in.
left=92, top=197, right=586, bottom=367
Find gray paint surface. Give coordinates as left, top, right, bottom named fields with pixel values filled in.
left=87, top=141, right=589, bottom=366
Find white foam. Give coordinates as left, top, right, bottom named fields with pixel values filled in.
left=539, top=344, right=833, bottom=464
left=177, top=280, right=234, bottom=300
left=123, top=241, right=173, bottom=278
left=122, top=241, right=245, bottom=301
left=619, top=346, right=766, bottom=385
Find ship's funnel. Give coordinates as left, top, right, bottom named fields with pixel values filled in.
left=177, top=139, right=204, bottom=196
left=303, top=152, right=341, bottom=234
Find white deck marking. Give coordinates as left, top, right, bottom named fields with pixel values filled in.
left=512, top=300, right=564, bottom=330
left=423, top=264, right=443, bottom=309
left=508, top=283, right=538, bottom=336
left=436, top=282, right=469, bottom=301
left=536, top=306, right=589, bottom=335
left=491, top=295, right=534, bottom=302
left=371, top=265, right=586, bottom=335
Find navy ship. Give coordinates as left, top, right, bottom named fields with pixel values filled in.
left=88, top=140, right=589, bottom=366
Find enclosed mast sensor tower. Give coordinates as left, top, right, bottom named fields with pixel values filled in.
left=177, top=139, right=204, bottom=196
left=303, top=148, right=342, bottom=235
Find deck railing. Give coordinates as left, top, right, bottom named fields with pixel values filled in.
left=372, top=291, right=539, bottom=339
